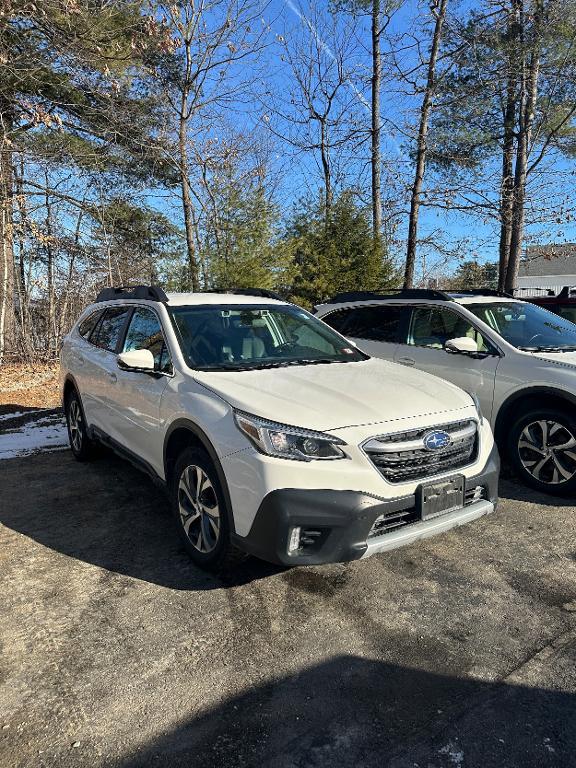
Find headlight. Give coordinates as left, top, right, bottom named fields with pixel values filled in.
left=234, top=410, right=347, bottom=461
left=469, top=392, right=484, bottom=425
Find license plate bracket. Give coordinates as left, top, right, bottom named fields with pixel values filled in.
left=418, top=475, right=464, bottom=521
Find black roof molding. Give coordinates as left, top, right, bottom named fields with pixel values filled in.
left=448, top=288, right=514, bottom=298
left=96, top=285, right=168, bottom=303
left=322, top=289, right=453, bottom=305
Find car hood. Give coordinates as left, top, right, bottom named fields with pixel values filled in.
left=533, top=350, right=576, bottom=369
left=192, top=357, right=473, bottom=432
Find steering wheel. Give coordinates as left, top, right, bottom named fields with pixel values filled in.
left=526, top=333, right=546, bottom=347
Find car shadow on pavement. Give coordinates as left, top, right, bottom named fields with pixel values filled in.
left=500, top=478, right=573, bottom=508
left=0, top=449, right=283, bottom=591
left=115, top=654, right=576, bottom=768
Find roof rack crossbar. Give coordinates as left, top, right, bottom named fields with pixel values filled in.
left=95, top=285, right=168, bottom=303
left=322, top=288, right=453, bottom=304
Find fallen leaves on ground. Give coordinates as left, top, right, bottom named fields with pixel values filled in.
left=0, top=362, right=61, bottom=409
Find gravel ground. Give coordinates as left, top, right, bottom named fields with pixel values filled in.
left=0, top=444, right=575, bottom=768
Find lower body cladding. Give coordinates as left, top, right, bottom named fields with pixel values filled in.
left=232, top=444, right=500, bottom=566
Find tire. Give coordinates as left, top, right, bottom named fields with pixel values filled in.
left=65, top=389, right=97, bottom=462
left=508, top=407, right=576, bottom=496
left=170, top=447, right=246, bottom=573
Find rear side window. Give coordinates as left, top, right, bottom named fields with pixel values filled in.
left=78, top=310, right=103, bottom=339
left=324, top=306, right=404, bottom=342
left=122, top=307, right=172, bottom=373
left=557, top=305, right=576, bottom=324
left=91, top=307, right=130, bottom=352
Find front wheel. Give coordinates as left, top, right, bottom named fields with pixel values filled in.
left=508, top=408, right=576, bottom=495
left=170, top=447, right=245, bottom=573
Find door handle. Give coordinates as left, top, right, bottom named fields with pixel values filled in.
left=397, top=357, right=416, bottom=367
left=108, top=371, right=117, bottom=383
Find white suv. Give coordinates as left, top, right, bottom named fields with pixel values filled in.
left=60, top=286, right=498, bottom=571
left=316, top=289, right=576, bottom=496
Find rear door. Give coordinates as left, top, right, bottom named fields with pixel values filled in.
left=86, top=305, right=132, bottom=436
left=394, top=305, right=501, bottom=422
left=321, top=304, right=407, bottom=360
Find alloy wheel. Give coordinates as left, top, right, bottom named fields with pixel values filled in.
left=177, top=464, right=220, bottom=553
left=68, top=399, right=83, bottom=452
left=518, top=419, right=576, bottom=485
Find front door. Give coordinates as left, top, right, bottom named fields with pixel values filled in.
left=395, top=305, right=501, bottom=423
left=113, top=306, right=172, bottom=473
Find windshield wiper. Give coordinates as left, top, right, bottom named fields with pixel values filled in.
left=518, top=345, right=576, bottom=353
left=248, top=358, right=343, bottom=370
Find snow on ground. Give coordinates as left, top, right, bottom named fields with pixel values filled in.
left=0, top=411, right=68, bottom=459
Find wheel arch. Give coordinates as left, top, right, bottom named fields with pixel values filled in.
left=495, top=386, right=576, bottom=445
left=62, top=374, right=80, bottom=407
left=163, top=419, right=236, bottom=533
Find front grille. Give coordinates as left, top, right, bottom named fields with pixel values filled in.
left=368, top=481, right=484, bottom=540
left=364, top=419, right=478, bottom=484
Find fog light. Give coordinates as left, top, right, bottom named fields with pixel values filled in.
left=288, top=526, right=301, bottom=554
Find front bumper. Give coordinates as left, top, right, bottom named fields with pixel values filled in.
left=232, top=442, right=499, bottom=566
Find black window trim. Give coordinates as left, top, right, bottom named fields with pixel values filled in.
left=403, top=303, right=503, bottom=357
left=119, top=303, right=174, bottom=377
left=77, top=308, right=104, bottom=340
left=321, top=303, right=409, bottom=344
left=86, top=305, right=132, bottom=354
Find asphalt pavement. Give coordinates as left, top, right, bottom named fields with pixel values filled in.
left=0, top=448, right=575, bottom=768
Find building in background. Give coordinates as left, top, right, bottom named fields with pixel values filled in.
left=517, top=244, right=576, bottom=294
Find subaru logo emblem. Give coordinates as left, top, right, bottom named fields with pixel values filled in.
left=423, top=430, right=451, bottom=451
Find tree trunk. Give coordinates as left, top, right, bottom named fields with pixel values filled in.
left=320, top=117, right=332, bottom=217
left=178, top=112, right=200, bottom=292
left=505, top=0, right=542, bottom=293
left=371, top=0, right=382, bottom=241
left=0, top=100, right=14, bottom=366
left=404, top=0, right=448, bottom=288
left=498, top=56, right=517, bottom=291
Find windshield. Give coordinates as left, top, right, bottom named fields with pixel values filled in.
left=463, top=301, right=576, bottom=351
left=169, top=304, right=369, bottom=371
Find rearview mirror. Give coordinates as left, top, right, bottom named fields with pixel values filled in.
left=117, top=349, right=155, bottom=372
left=445, top=337, right=478, bottom=355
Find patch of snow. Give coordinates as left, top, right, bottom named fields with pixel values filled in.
left=0, top=409, right=43, bottom=422
left=0, top=413, right=69, bottom=459
left=438, top=742, right=464, bottom=767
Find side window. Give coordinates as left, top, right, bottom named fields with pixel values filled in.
left=324, top=306, right=403, bottom=342
left=409, top=307, right=491, bottom=352
left=92, top=307, right=131, bottom=353
left=122, top=307, right=172, bottom=373
left=78, top=310, right=103, bottom=339
left=322, top=309, right=353, bottom=334
left=558, top=305, right=576, bottom=325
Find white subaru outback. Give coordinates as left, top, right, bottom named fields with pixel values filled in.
left=60, top=286, right=499, bottom=571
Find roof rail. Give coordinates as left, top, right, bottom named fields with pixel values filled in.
left=322, top=288, right=453, bottom=305
left=95, top=285, right=168, bottom=303
left=448, top=288, right=514, bottom=298
left=206, top=288, right=286, bottom=301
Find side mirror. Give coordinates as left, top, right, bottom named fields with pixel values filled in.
left=117, top=349, right=155, bottom=372
left=445, top=337, right=478, bottom=355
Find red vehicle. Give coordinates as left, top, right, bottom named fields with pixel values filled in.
left=517, top=286, right=576, bottom=324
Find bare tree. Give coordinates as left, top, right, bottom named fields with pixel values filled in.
left=151, top=0, right=269, bottom=291
left=262, top=3, right=364, bottom=219
left=404, top=0, right=449, bottom=288
left=504, top=0, right=544, bottom=291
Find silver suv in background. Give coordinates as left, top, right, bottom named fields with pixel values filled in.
left=316, top=288, right=576, bottom=496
